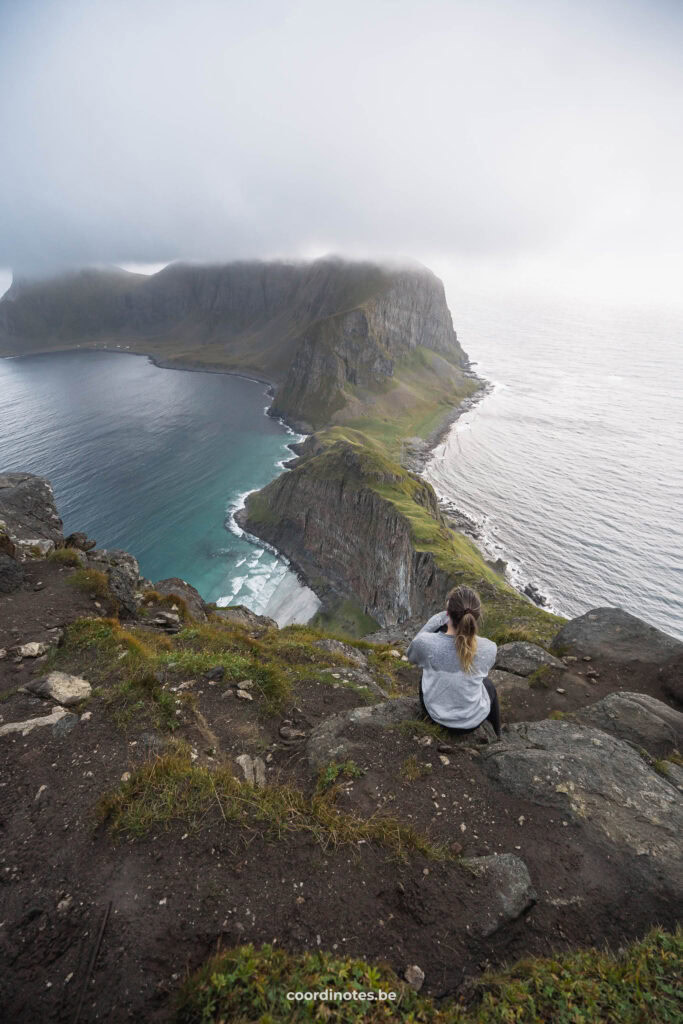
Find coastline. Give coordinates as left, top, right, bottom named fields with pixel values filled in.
left=1, top=343, right=549, bottom=625
left=0, top=345, right=322, bottom=622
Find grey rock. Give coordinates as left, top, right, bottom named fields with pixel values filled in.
left=0, top=551, right=25, bottom=594
left=573, top=692, right=683, bottom=759
left=212, top=604, right=278, bottom=630
left=27, top=671, right=92, bottom=707
left=16, top=641, right=49, bottom=658
left=552, top=607, right=683, bottom=665
left=404, top=965, right=425, bottom=991
left=0, top=707, right=78, bottom=738
left=279, top=725, right=306, bottom=741
left=488, top=669, right=530, bottom=695
left=495, top=642, right=564, bottom=676
left=34, top=784, right=49, bottom=806
left=235, top=753, right=256, bottom=784
left=152, top=577, right=208, bottom=622
left=313, top=638, right=369, bottom=669
left=89, top=549, right=141, bottom=616
left=252, top=757, right=267, bottom=788
left=65, top=531, right=96, bottom=551
left=464, top=854, right=536, bottom=936
left=235, top=689, right=253, bottom=701
left=307, top=697, right=422, bottom=769
left=235, top=753, right=254, bottom=782
left=0, top=473, right=64, bottom=558
left=152, top=611, right=181, bottom=633
left=481, top=719, right=683, bottom=886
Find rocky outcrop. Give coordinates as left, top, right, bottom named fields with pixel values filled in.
left=481, top=711, right=683, bottom=889
left=242, top=442, right=465, bottom=627
left=211, top=605, right=278, bottom=630
left=552, top=608, right=683, bottom=665
left=270, top=268, right=464, bottom=429
left=494, top=642, right=564, bottom=676
left=305, top=696, right=497, bottom=770
left=0, top=473, right=64, bottom=559
left=573, top=692, right=682, bottom=758
left=88, top=548, right=141, bottom=617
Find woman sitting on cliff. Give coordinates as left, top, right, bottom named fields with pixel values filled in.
left=407, top=585, right=501, bottom=738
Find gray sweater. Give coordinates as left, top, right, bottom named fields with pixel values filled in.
left=407, top=611, right=497, bottom=729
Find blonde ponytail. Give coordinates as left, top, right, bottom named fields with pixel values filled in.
left=447, top=586, right=482, bottom=673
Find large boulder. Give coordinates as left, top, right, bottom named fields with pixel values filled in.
left=212, top=604, right=277, bottom=630
left=481, top=719, right=683, bottom=887
left=153, top=578, right=208, bottom=623
left=573, top=692, right=683, bottom=759
left=488, top=668, right=531, bottom=695
left=552, top=608, right=683, bottom=665
left=494, top=642, right=564, bottom=676
left=26, top=671, right=92, bottom=707
left=0, top=551, right=25, bottom=594
left=0, top=473, right=64, bottom=559
left=463, top=854, right=536, bottom=937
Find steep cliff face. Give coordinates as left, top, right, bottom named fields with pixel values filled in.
left=0, top=258, right=465, bottom=430
left=242, top=442, right=482, bottom=627
left=271, top=269, right=464, bottom=429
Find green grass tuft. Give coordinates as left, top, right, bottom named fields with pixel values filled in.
left=48, top=547, right=83, bottom=567
left=98, top=747, right=449, bottom=861
left=66, top=568, right=110, bottom=599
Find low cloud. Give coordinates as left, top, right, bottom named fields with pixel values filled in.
left=1, top=0, right=681, bottom=300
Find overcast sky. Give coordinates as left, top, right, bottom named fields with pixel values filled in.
left=1, top=0, right=681, bottom=303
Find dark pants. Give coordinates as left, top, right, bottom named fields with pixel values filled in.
left=419, top=676, right=501, bottom=738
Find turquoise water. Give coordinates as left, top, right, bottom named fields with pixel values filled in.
left=0, top=350, right=319, bottom=622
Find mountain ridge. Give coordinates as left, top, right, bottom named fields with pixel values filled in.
left=0, top=257, right=467, bottom=430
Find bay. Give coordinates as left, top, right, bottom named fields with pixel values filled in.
left=0, top=350, right=320, bottom=624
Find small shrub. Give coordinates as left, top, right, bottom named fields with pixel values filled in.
left=528, top=665, right=551, bottom=689
left=400, top=754, right=431, bottom=781
left=140, top=590, right=190, bottom=621
left=316, top=760, right=364, bottom=794
left=173, top=927, right=683, bottom=1023
left=67, top=568, right=110, bottom=600
left=48, top=547, right=83, bottom=567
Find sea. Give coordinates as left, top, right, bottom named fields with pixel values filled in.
left=426, top=286, right=683, bottom=640
left=1, top=289, right=681, bottom=640
left=0, top=350, right=321, bottom=626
